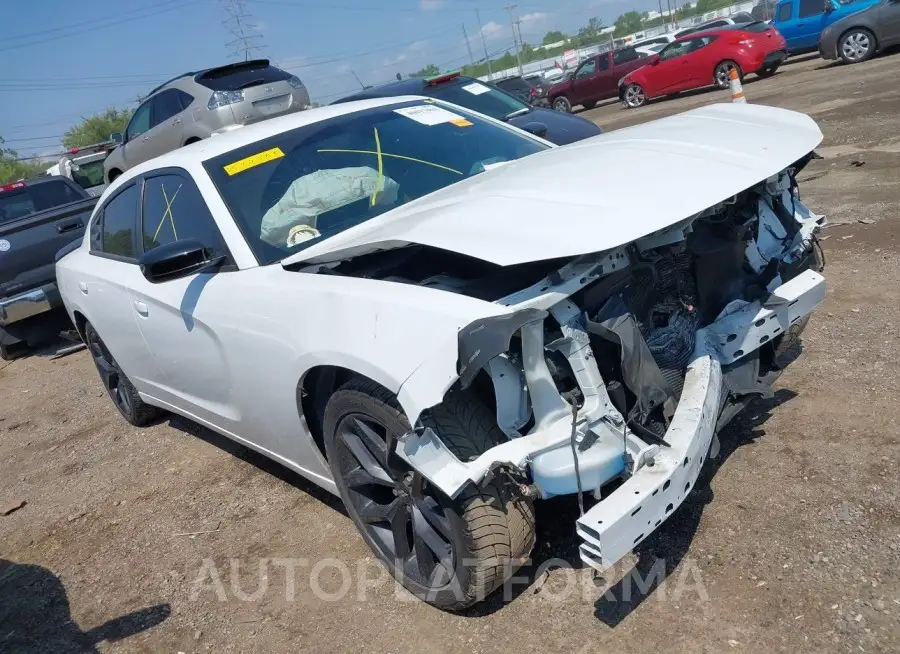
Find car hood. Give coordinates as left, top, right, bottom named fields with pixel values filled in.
left=509, top=106, right=603, bottom=145
left=282, top=103, right=822, bottom=268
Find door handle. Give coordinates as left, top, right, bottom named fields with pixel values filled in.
left=56, top=219, right=83, bottom=233
left=78, top=282, right=88, bottom=295
left=133, top=301, right=149, bottom=316
left=142, top=135, right=150, bottom=142
left=173, top=118, right=182, bottom=125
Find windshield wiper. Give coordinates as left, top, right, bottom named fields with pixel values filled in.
left=502, top=107, right=531, bottom=120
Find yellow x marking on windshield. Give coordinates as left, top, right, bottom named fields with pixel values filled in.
left=153, top=183, right=182, bottom=242
left=317, top=149, right=463, bottom=176
left=371, top=127, right=384, bottom=207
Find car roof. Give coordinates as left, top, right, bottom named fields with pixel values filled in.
left=109, top=95, right=433, bottom=182
left=675, top=21, right=760, bottom=40
left=335, top=78, right=431, bottom=103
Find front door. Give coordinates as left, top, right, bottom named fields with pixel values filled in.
left=651, top=40, right=698, bottom=93
left=126, top=171, right=238, bottom=432
left=792, top=0, right=828, bottom=49
left=120, top=100, right=153, bottom=170
left=570, top=56, right=601, bottom=104
left=878, top=0, right=900, bottom=46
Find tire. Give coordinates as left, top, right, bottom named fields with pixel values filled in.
left=323, top=378, right=535, bottom=611
left=838, top=28, right=876, bottom=64
left=622, top=83, right=647, bottom=108
left=714, top=60, right=743, bottom=89
left=84, top=322, right=162, bottom=426
left=757, top=64, right=779, bottom=78
left=552, top=96, right=572, bottom=113
left=582, top=100, right=597, bottom=110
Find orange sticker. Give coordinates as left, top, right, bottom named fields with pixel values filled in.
left=450, top=118, right=473, bottom=127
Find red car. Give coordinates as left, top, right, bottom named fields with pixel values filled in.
left=618, top=21, right=787, bottom=108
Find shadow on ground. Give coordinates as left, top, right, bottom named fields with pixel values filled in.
left=0, top=559, right=170, bottom=653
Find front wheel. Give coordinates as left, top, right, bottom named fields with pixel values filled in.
left=552, top=96, right=572, bottom=113
left=714, top=60, right=743, bottom=89
left=85, top=322, right=162, bottom=426
left=622, top=83, right=647, bottom=108
left=323, top=378, right=535, bottom=610
left=839, top=28, right=875, bottom=64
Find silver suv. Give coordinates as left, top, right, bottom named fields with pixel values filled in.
left=104, top=59, right=309, bottom=183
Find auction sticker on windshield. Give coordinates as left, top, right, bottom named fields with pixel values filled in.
left=394, top=105, right=468, bottom=126
left=224, top=147, right=285, bottom=176
left=462, top=82, right=490, bottom=95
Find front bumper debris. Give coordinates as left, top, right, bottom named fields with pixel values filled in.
left=575, top=268, right=825, bottom=571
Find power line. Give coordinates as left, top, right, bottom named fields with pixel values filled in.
left=221, top=0, right=266, bottom=61
left=0, top=0, right=206, bottom=54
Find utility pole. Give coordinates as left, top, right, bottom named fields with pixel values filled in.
left=221, top=0, right=264, bottom=61
left=505, top=3, right=524, bottom=76
left=463, top=24, right=476, bottom=66
left=658, top=0, right=667, bottom=32
left=475, top=9, right=493, bottom=80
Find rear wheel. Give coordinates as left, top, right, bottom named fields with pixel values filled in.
left=622, top=83, right=647, bottom=108
left=839, top=28, right=875, bottom=64
left=552, top=96, right=572, bottom=113
left=85, top=322, right=162, bottom=426
left=323, top=378, right=535, bottom=610
left=714, top=60, right=742, bottom=89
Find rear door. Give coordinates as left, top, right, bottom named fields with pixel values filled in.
left=78, top=183, right=160, bottom=388
left=148, top=89, right=188, bottom=158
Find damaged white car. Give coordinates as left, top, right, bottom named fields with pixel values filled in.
left=56, top=97, right=826, bottom=610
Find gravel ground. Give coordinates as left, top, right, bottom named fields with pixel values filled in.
left=2, top=52, right=900, bottom=653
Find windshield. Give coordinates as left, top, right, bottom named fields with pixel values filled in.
left=204, top=101, right=548, bottom=265
left=424, top=79, right=529, bottom=121
left=71, top=160, right=106, bottom=190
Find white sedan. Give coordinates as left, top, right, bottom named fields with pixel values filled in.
left=57, top=96, right=827, bottom=610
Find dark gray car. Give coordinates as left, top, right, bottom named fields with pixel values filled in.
left=819, top=0, right=900, bottom=63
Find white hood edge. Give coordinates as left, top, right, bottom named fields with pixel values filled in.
left=282, top=103, right=823, bottom=268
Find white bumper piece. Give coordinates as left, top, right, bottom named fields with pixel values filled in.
left=576, top=268, right=825, bottom=571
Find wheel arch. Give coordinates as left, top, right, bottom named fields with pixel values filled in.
left=72, top=309, right=89, bottom=342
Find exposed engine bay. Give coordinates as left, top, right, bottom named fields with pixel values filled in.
left=307, top=158, right=826, bottom=572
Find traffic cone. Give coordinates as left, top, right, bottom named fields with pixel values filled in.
left=729, top=68, right=746, bottom=104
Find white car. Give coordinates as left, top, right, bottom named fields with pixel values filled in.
left=56, top=97, right=827, bottom=610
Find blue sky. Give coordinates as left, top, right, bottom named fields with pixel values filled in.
left=0, top=0, right=658, bottom=159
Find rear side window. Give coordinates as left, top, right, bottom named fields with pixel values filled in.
left=101, top=185, right=139, bottom=259
left=777, top=1, right=794, bottom=20
left=153, top=90, right=185, bottom=125
left=613, top=48, right=639, bottom=65
left=141, top=174, right=228, bottom=258
left=798, top=0, right=822, bottom=17
left=195, top=61, right=291, bottom=91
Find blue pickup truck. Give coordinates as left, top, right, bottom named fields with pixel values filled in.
left=773, top=0, right=881, bottom=51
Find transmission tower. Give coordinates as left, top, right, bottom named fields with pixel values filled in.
left=221, top=0, right=265, bottom=61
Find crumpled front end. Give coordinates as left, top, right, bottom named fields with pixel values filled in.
left=398, top=161, right=826, bottom=572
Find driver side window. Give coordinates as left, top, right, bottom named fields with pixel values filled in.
left=659, top=40, right=695, bottom=61
left=575, top=59, right=597, bottom=78
left=126, top=101, right=152, bottom=141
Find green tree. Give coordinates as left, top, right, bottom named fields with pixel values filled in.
left=0, top=138, right=45, bottom=185
left=408, top=63, right=440, bottom=78
left=62, top=108, right=131, bottom=148
left=542, top=30, right=566, bottom=44
left=614, top=11, right=645, bottom=37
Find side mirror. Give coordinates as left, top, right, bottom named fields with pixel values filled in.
left=521, top=121, right=549, bottom=138
left=110, top=132, right=123, bottom=144
left=824, top=0, right=835, bottom=11
left=567, top=72, right=575, bottom=80
left=650, top=55, right=661, bottom=65
left=139, top=239, right=224, bottom=283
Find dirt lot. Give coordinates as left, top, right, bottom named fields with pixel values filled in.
left=2, top=53, right=900, bottom=653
